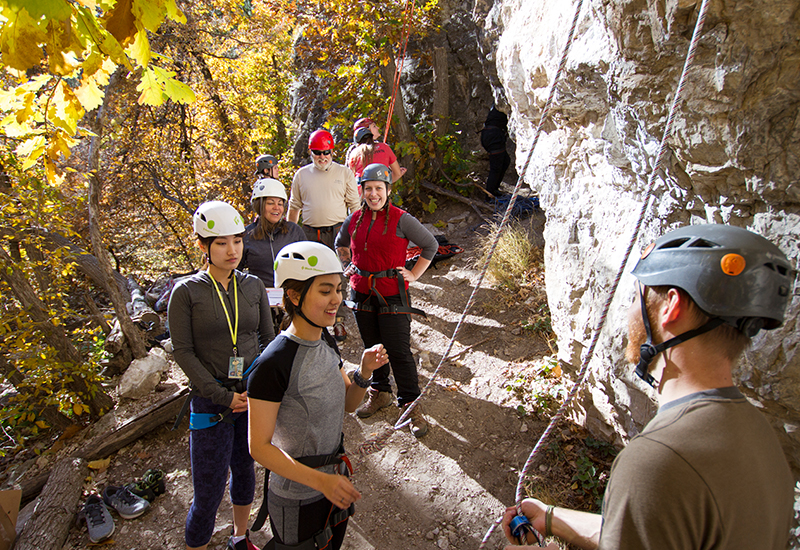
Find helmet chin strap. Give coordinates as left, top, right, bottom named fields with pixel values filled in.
left=634, top=284, right=724, bottom=388
left=295, top=280, right=326, bottom=330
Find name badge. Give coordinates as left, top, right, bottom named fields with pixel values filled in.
left=266, top=287, right=284, bottom=307
left=228, top=356, right=244, bottom=379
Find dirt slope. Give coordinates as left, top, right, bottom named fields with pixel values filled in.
left=49, top=199, right=559, bottom=550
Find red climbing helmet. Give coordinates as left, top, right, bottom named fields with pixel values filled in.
left=353, top=117, right=375, bottom=132
left=308, top=129, right=334, bottom=151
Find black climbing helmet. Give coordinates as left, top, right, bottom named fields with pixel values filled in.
left=358, top=163, right=392, bottom=186
left=255, top=154, right=278, bottom=175
left=630, top=224, right=794, bottom=387
left=354, top=126, right=372, bottom=144
left=632, top=224, right=792, bottom=333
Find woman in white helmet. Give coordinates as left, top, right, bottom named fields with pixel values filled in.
left=241, top=178, right=306, bottom=288
left=247, top=241, right=388, bottom=550
left=168, top=201, right=275, bottom=550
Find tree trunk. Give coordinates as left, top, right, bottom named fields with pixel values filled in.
left=36, top=230, right=130, bottom=300
left=13, top=457, right=87, bottom=550
left=379, top=57, right=416, bottom=179
left=0, top=246, right=114, bottom=417
left=86, top=74, right=148, bottom=361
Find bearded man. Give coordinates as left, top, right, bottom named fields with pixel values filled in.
left=502, top=224, right=795, bottom=550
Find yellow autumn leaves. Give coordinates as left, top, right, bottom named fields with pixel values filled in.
left=0, top=0, right=194, bottom=183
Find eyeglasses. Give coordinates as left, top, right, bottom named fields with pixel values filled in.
left=311, top=149, right=332, bottom=156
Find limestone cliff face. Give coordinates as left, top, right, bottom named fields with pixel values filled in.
left=485, top=0, right=800, bottom=472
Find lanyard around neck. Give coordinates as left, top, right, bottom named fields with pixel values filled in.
left=210, top=274, right=239, bottom=355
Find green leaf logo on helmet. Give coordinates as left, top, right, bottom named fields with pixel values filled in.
left=274, top=242, right=344, bottom=287
left=193, top=201, right=244, bottom=238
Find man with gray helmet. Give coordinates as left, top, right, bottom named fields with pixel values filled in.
left=501, top=224, right=795, bottom=550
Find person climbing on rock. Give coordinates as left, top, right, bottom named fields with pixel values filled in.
left=247, top=241, right=389, bottom=550
left=287, top=129, right=360, bottom=342
left=334, top=163, right=438, bottom=438
left=479, top=106, right=512, bottom=198
left=501, top=224, right=794, bottom=550
left=168, top=201, right=275, bottom=550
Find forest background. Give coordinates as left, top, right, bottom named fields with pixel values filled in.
left=0, top=0, right=469, bottom=449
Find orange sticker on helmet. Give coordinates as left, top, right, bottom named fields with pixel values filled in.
left=720, top=253, right=746, bottom=276
left=641, top=242, right=656, bottom=260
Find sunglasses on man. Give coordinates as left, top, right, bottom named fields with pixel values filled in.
left=311, top=149, right=332, bottom=156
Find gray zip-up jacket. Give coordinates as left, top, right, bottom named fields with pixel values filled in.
left=241, top=219, right=307, bottom=287
left=168, top=270, right=275, bottom=406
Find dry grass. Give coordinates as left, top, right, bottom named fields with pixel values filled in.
left=475, top=222, right=543, bottom=291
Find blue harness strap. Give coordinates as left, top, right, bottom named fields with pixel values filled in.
left=177, top=357, right=261, bottom=431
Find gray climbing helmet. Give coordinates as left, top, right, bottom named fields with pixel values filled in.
left=358, top=163, right=392, bottom=186
left=255, top=154, right=278, bottom=175
left=631, top=224, right=792, bottom=334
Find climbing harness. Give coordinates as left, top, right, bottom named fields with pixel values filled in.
left=262, top=501, right=354, bottom=550
left=405, top=238, right=464, bottom=270
left=383, top=0, right=415, bottom=143
left=346, top=265, right=427, bottom=317
left=253, top=433, right=354, bottom=536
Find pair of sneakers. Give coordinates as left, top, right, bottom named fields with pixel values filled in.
left=125, top=468, right=167, bottom=502
left=82, top=484, right=151, bottom=542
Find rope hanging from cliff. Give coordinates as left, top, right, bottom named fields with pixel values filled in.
left=356, top=0, right=712, bottom=542
left=383, top=0, right=415, bottom=143
left=356, top=0, right=587, bottom=450
left=478, top=0, right=713, bottom=547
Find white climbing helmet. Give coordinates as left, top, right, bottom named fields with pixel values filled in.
left=193, top=201, right=245, bottom=238
left=274, top=241, right=343, bottom=287
left=251, top=178, right=287, bottom=203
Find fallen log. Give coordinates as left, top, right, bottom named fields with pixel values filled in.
left=104, top=319, right=125, bottom=354
left=127, top=276, right=160, bottom=332
left=17, top=386, right=189, bottom=506
left=81, top=386, right=189, bottom=461
left=421, top=180, right=494, bottom=213
left=14, top=457, right=87, bottom=550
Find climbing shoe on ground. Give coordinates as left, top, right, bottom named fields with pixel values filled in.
left=126, top=468, right=166, bottom=502
left=356, top=388, right=393, bottom=418
left=227, top=528, right=260, bottom=550
left=102, top=485, right=150, bottom=519
left=403, top=403, right=429, bottom=438
left=82, top=494, right=115, bottom=543
left=333, top=317, right=347, bottom=342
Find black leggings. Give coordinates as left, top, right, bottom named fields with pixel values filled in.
left=352, top=290, right=421, bottom=407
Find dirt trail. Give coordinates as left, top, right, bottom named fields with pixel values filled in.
left=48, top=199, right=555, bottom=550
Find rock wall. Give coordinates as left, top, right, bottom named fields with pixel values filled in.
left=485, top=0, right=800, bottom=474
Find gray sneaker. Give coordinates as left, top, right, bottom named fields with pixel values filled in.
left=83, top=494, right=115, bottom=543
left=102, top=485, right=150, bottom=519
